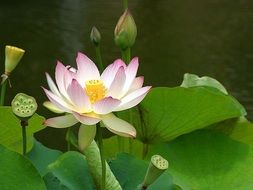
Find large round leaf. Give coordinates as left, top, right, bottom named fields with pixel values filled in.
left=27, top=139, right=62, bottom=176
left=119, top=87, right=245, bottom=143
left=212, top=117, right=253, bottom=147
left=148, top=130, right=253, bottom=189
left=45, top=151, right=95, bottom=190
left=0, top=145, right=46, bottom=190
left=0, top=106, right=45, bottom=153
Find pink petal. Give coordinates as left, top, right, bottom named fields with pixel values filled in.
left=102, top=113, right=136, bottom=137
left=55, top=61, right=69, bottom=99
left=75, top=52, right=100, bottom=86
left=46, top=73, right=61, bottom=97
left=42, top=87, right=72, bottom=112
left=106, top=66, right=126, bottom=98
left=93, top=97, right=121, bottom=114
left=44, top=114, right=78, bottom=128
left=73, top=112, right=101, bottom=125
left=113, top=86, right=151, bottom=111
left=64, top=68, right=75, bottom=90
left=67, top=79, right=92, bottom=113
left=128, top=76, right=144, bottom=93
left=78, top=124, right=96, bottom=151
left=101, top=59, right=126, bottom=88
left=123, top=57, right=139, bottom=93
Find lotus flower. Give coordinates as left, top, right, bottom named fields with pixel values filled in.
left=43, top=52, right=151, bottom=138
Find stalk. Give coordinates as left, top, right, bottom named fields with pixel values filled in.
left=0, top=79, right=7, bottom=106
left=123, top=0, right=128, bottom=10
left=84, top=140, right=122, bottom=190
left=95, top=45, right=104, bottom=71
left=21, top=120, right=28, bottom=156
left=97, top=123, right=106, bottom=190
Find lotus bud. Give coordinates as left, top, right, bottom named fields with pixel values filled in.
left=4, top=45, right=25, bottom=75
left=142, top=155, right=169, bottom=189
left=11, top=93, right=37, bottom=120
left=90, top=26, right=101, bottom=46
left=114, top=9, right=137, bottom=50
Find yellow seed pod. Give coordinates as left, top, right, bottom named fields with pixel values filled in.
left=5, top=45, right=25, bottom=75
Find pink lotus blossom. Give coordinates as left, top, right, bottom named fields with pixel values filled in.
left=43, top=52, right=151, bottom=138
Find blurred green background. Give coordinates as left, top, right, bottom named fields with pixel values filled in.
left=1, top=0, right=253, bottom=149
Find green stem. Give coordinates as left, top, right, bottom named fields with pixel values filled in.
left=95, top=45, right=104, bottom=72
left=21, top=120, right=28, bottom=156
left=66, top=128, right=71, bottom=151
left=123, top=0, right=128, bottom=10
left=97, top=122, right=106, bottom=190
left=0, top=79, right=7, bottom=106
left=121, top=48, right=131, bottom=64
left=142, top=143, right=149, bottom=159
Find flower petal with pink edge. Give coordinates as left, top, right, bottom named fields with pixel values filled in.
left=42, top=87, right=72, bottom=112
left=46, top=73, right=61, bottom=97
left=123, top=57, right=139, bottom=93
left=101, top=113, right=136, bottom=138
left=78, top=124, right=96, bottom=151
left=73, top=112, right=101, bottom=125
left=128, top=76, right=144, bottom=93
left=93, top=97, right=121, bottom=115
left=67, top=79, right=92, bottom=113
left=106, top=66, right=126, bottom=98
left=44, top=114, right=78, bottom=128
left=113, top=86, right=151, bottom=111
left=64, top=68, right=75, bottom=91
left=75, top=52, right=100, bottom=86
left=101, top=59, right=126, bottom=88
left=55, top=61, right=70, bottom=99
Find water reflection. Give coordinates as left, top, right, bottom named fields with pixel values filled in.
left=1, top=0, right=253, bottom=149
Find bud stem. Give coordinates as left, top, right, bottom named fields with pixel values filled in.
left=95, top=45, right=104, bottom=72
left=123, top=0, right=128, bottom=10
left=121, top=47, right=131, bottom=64
left=0, top=79, right=7, bottom=106
left=21, top=120, right=28, bottom=156
left=97, top=122, right=106, bottom=190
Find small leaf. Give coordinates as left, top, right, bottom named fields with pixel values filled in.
left=180, top=73, right=228, bottom=94
left=0, top=106, right=45, bottom=153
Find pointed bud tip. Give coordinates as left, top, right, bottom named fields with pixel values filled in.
left=90, top=26, right=101, bottom=46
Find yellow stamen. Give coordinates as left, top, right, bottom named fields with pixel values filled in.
left=85, top=80, right=106, bottom=103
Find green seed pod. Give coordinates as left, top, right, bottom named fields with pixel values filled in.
left=142, top=155, right=169, bottom=188
left=11, top=93, right=37, bottom=120
left=90, top=26, right=101, bottom=46
left=84, top=140, right=122, bottom=190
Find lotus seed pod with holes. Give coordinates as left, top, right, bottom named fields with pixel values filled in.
left=11, top=93, right=37, bottom=120
left=142, top=155, right=169, bottom=187
left=5, top=45, right=25, bottom=75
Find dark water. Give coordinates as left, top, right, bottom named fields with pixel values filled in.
left=1, top=0, right=253, bottom=149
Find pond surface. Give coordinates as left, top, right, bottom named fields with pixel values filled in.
left=1, top=0, right=253, bottom=149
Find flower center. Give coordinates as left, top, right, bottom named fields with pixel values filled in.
left=85, top=80, right=106, bottom=103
